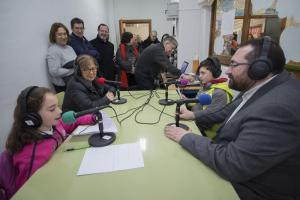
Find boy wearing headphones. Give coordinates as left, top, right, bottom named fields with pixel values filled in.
left=183, top=57, right=234, bottom=139
left=4, top=86, right=96, bottom=196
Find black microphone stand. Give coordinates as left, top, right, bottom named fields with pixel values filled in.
left=88, top=111, right=116, bottom=147
left=111, top=66, right=127, bottom=105
left=158, top=83, right=175, bottom=106
left=167, top=103, right=189, bottom=130
left=112, top=86, right=127, bottom=104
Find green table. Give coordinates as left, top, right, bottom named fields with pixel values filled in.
left=12, top=90, right=239, bottom=200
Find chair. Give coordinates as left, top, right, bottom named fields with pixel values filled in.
left=56, top=92, right=65, bottom=109
left=0, top=151, right=18, bottom=200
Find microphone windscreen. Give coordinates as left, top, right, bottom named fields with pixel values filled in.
left=180, top=79, right=189, bottom=86
left=97, top=77, right=105, bottom=85
left=61, top=111, right=76, bottom=124
left=198, top=93, right=212, bottom=105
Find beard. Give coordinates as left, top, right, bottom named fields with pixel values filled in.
left=228, top=74, right=254, bottom=92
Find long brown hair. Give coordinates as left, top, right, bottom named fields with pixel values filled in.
left=49, top=22, right=69, bottom=44
left=6, top=87, right=54, bottom=154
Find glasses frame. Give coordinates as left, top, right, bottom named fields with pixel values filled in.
left=81, top=67, right=97, bottom=73
left=228, top=62, right=251, bottom=67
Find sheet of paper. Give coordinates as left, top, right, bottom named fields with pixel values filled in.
left=72, top=111, right=117, bottom=135
left=77, top=142, right=144, bottom=175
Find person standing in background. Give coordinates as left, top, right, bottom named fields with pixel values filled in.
left=141, top=30, right=160, bottom=50
left=116, top=32, right=139, bottom=89
left=47, top=22, right=76, bottom=93
left=69, top=18, right=100, bottom=62
left=135, top=36, right=181, bottom=90
left=90, top=24, right=116, bottom=80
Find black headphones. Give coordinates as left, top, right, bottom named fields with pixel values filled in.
left=248, top=36, right=273, bottom=80
left=73, top=56, right=82, bottom=76
left=207, top=57, right=222, bottom=78
left=18, top=86, right=42, bottom=128
left=196, top=57, right=222, bottom=78
left=74, top=55, right=99, bottom=76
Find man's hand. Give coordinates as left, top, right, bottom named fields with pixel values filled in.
left=164, top=125, right=190, bottom=143
left=180, top=108, right=195, bottom=120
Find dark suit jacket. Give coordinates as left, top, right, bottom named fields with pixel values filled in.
left=90, top=36, right=116, bottom=80
left=179, top=70, right=300, bottom=199
left=135, top=43, right=181, bottom=90
left=62, top=76, right=115, bottom=113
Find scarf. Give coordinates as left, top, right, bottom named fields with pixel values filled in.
left=119, top=43, right=139, bottom=88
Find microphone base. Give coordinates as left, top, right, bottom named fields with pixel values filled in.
left=88, top=132, right=116, bottom=147
left=159, top=99, right=175, bottom=106
left=111, top=98, right=127, bottom=105
left=167, top=123, right=189, bottom=130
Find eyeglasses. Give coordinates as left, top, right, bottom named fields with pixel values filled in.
left=228, top=62, right=251, bottom=67
left=81, top=67, right=97, bottom=73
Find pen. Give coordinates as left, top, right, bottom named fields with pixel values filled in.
left=65, top=145, right=90, bottom=152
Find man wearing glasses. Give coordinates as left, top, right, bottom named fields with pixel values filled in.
left=135, top=36, right=181, bottom=90
left=164, top=37, right=300, bottom=199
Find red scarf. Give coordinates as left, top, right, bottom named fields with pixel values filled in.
left=203, top=77, right=228, bottom=88
left=119, top=44, right=139, bottom=88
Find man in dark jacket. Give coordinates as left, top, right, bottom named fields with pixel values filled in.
left=164, top=37, right=300, bottom=199
left=141, top=30, right=160, bottom=50
left=90, top=24, right=116, bottom=80
left=135, top=36, right=181, bottom=90
left=69, top=18, right=100, bottom=61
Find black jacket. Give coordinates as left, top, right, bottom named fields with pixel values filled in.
left=90, top=36, right=116, bottom=80
left=141, top=37, right=160, bottom=50
left=135, top=43, right=181, bottom=90
left=62, top=76, right=115, bottom=113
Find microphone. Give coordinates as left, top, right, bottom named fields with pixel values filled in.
left=178, top=81, right=202, bottom=87
left=97, top=77, right=127, bottom=105
left=163, top=79, right=189, bottom=86
left=97, top=77, right=122, bottom=85
left=62, top=105, right=109, bottom=124
left=175, top=93, right=212, bottom=105
left=167, top=93, right=212, bottom=130
left=158, top=79, right=189, bottom=106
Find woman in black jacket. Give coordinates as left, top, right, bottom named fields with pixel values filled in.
left=62, top=54, right=115, bottom=112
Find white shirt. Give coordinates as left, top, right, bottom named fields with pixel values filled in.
left=226, top=75, right=277, bottom=124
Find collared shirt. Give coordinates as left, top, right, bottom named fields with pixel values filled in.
left=226, top=75, right=277, bottom=124
left=39, top=127, right=54, bottom=136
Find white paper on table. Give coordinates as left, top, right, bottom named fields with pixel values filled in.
left=72, top=111, right=117, bottom=135
left=77, top=142, right=144, bottom=176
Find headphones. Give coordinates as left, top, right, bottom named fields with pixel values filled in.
left=73, top=55, right=99, bottom=76
left=248, top=36, right=273, bottom=80
left=196, top=57, right=222, bottom=78
left=18, top=86, right=42, bottom=128
left=73, top=56, right=82, bottom=76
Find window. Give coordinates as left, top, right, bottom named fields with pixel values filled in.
left=209, top=0, right=285, bottom=64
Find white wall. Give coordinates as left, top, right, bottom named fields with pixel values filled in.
left=0, top=0, right=108, bottom=151
left=107, top=0, right=174, bottom=46
left=177, top=0, right=212, bottom=72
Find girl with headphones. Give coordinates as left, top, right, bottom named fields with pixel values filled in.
left=181, top=57, right=234, bottom=139
left=5, top=86, right=96, bottom=194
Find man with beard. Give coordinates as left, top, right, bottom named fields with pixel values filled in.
left=90, top=24, right=116, bottom=80
left=164, top=36, right=300, bottom=199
